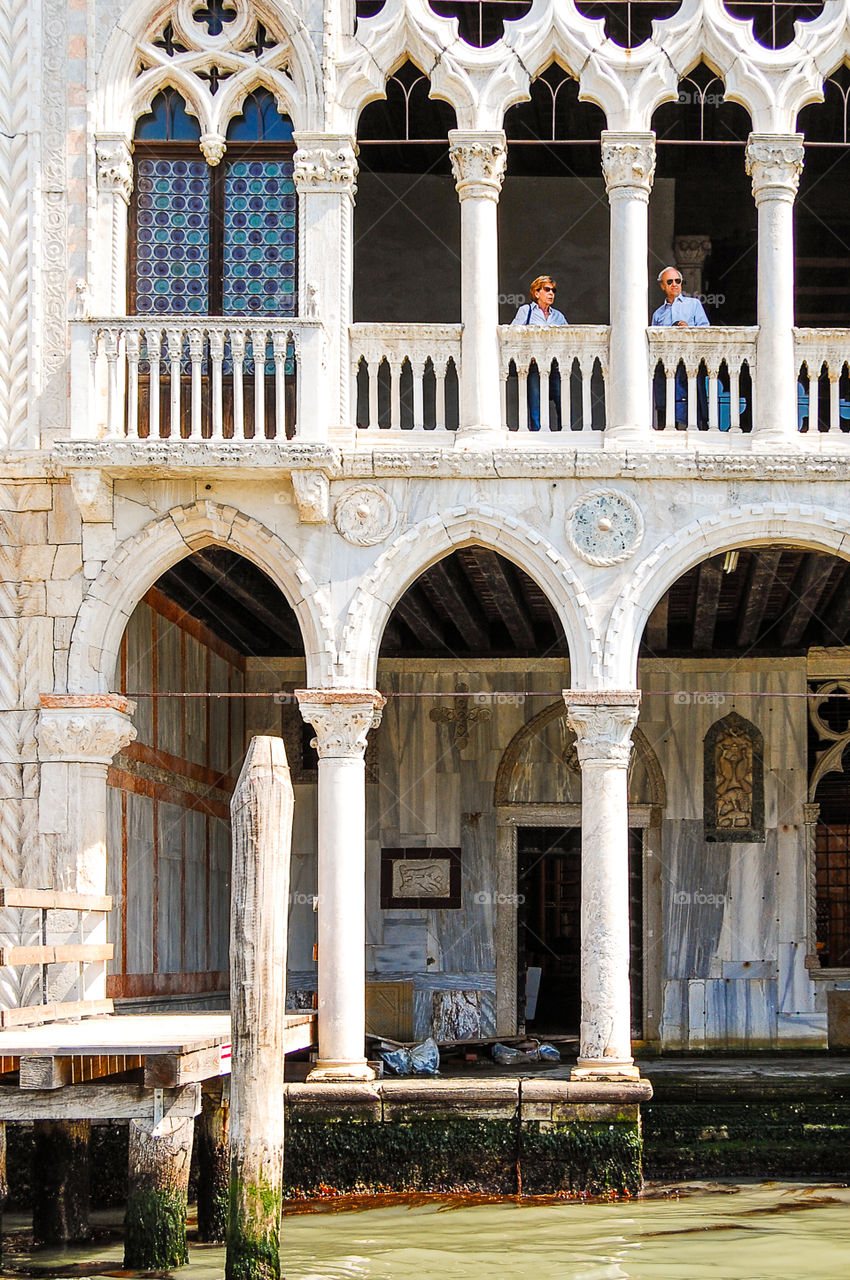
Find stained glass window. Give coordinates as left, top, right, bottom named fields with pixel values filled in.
left=135, top=159, right=210, bottom=314
left=222, top=160, right=296, bottom=316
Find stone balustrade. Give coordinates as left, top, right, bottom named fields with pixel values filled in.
left=499, top=324, right=610, bottom=433
left=351, top=323, right=463, bottom=433
left=795, top=329, right=850, bottom=435
left=647, top=327, right=758, bottom=433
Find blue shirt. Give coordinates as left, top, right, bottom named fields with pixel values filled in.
left=651, top=295, right=709, bottom=326
left=511, top=302, right=568, bottom=326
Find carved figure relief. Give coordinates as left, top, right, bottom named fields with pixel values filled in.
left=334, top=484, right=397, bottom=546
left=430, top=681, right=491, bottom=751
left=704, top=711, right=764, bottom=843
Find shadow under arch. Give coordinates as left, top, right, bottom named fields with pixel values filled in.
left=339, top=505, right=601, bottom=689
left=604, top=501, right=850, bottom=687
left=67, top=501, right=334, bottom=694
left=490, top=696, right=665, bottom=1040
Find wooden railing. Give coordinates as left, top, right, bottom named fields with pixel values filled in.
left=647, top=327, right=758, bottom=432
left=70, top=318, right=327, bottom=443
left=0, top=888, right=113, bottom=1028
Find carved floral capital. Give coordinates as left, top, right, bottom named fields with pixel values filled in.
left=200, top=132, right=227, bottom=166
left=37, top=696, right=137, bottom=764
left=95, top=135, right=133, bottom=203
left=601, top=132, right=656, bottom=200
left=295, top=690, right=385, bottom=759
left=291, top=470, right=330, bottom=524
left=293, top=135, right=358, bottom=194
left=563, top=691, right=641, bottom=768
left=745, top=134, right=804, bottom=204
left=449, top=131, right=507, bottom=201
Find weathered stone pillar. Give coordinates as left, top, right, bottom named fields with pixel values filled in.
left=745, top=133, right=805, bottom=442
left=125, top=1115, right=194, bottom=1269
left=226, top=736, right=292, bottom=1280
left=564, top=690, right=641, bottom=1080
left=32, top=1120, right=90, bottom=1245
left=601, top=132, right=656, bottom=441
left=449, top=131, right=507, bottom=443
left=295, top=689, right=385, bottom=1080
left=293, top=134, right=357, bottom=442
left=94, top=135, right=133, bottom=315
left=36, top=695, right=136, bottom=1001
left=804, top=801, right=821, bottom=969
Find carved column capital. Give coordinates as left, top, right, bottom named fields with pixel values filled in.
left=563, top=690, right=641, bottom=768
left=745, top=133, right=804, bottom=205
left=601, top=132, right=656, bottom=202
left=95, top=134, right=133, bottom=204
left=293, top=133, right=358, bottom=196
left=295, top=689, right=385, bottom=759
left=449, top=131, right=507, bottom=202
left=37, top=695, right=137, bottom=764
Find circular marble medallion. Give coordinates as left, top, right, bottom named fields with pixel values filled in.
left=334, top=484, right=398, bottom=546
left=565, top=488, right=644, bottom=566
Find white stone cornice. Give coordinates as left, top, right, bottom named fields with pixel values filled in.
left=449, top=131, right=507, bottom=202
left=563, top=691, right=641, bottom=768
left=745, top=133, right=805, bottom=205
left=37, top=695, right=137, bottom=764
left=295, top=690, right=385, bottom=759
left=95, top=134, right=133, bottom=203
left=293, top=134, right=358, bottom=195
left=600, top=132, right=656, bottom=201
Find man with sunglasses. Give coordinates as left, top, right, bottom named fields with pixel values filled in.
left=651, top=266, right=709, bottom=428
left=511, top=275, right=567, bottom=431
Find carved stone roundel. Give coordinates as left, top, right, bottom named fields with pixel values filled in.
left=334, top=485, right=398, bottom=546
left=566, top=488, right=644, bottom=567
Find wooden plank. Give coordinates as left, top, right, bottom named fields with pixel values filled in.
left=0, top=943, right=113, bottom=966
left=0, top=999, right=114, bottom=1029
left=19, top=1056, right=72, bottom=1090
left=0, top=889, right=112, bottom=912
left=736, top=550, right=782, bottom=648
left=693, top=558, right=723, bottom=650
left=0, top=1082, right=201, bottom=1122
left=144, top=1044, right=228, bottom=1088
left=282, top=1015, right=316, bottom=1055
left=782, top=554, right=837, bottom=647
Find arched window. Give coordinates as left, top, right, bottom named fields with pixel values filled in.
left=130, top=86, right=296, bottom=317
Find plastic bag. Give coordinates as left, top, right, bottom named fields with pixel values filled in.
left=380, top=1047, right=413, bottom=1075
left=491, top=1042, right=530, bottom=1066
left=409, top=1036, right=440, bottom=1076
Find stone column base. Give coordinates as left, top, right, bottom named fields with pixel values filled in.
left=572, top=1059, right=641, bottom=1082
left=307, top=1059, right=376, bottom=1082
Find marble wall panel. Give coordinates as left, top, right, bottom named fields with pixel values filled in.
left=125, top=602, right=153, bottom=746
left=156, top=801, right=183, bottom=973
left=374, top=917, right=428, bottom=974
left=725, top=977, right=777, bottom=1046
left=106, top=785, right=123, bottom=971
left=125, top=791, right=154, bottom=974
left=184, top=807, right=206, bottom=971
left=775, top=817, right=807, bottom=946
left=208, top=816, right=230, bottom=973
left=777, top=1010, right=827, bottom=1044
left=662, top=819, right=729, bottom=979
left=714, top=836, right=776, bottom=964
left=184, top=634, right=206, bottom=766
left=660, top=979, right=686, bottom=1046
left=156, top=623, right=182, bottom=758
left=209, top=652, right=230, bottom=775
left=288, top=784, right=318, bottom=972
left=777, top=940, right=814, bottom=1015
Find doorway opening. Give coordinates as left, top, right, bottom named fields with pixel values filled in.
left=517, top=826, right=643, bottom=1036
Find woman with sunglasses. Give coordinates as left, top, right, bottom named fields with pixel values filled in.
left=510, top=275, right=567, bottom=431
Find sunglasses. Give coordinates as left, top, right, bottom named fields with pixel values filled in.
left=663, top=277, right=682, bottom=285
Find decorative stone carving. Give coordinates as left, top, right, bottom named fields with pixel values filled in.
left=566, top=488, right=644, bottom=567
left=95, top=135, right=133, bottom=203
left=601, top=133, right=656, bottom=200
left=745, top=134, right=805, bottom=204
left=430, top=682, right=491, bottom=751
left=0, top=0, right=31, bottom=450
left=305, top=281, right=321, bottom=318
left=291, top=470, right=330, bottom=523
left=37, top=696, right=137, bottom=765
left=334, top=484, right=397, bottom=546
left=703, top=711, right=764, bottom=843
left=295, top=690, right=385, bottom=759
left=199, top=132, right=227, bottom=166
left=807, top=679, right=850, bottom=799
left=449, top=132, right=507, bottom=201
left=564, top=692, right=641, bottom=767
left=70, top=470, right=112, bottom=522
left=293, top=138, right=358, bottom=193
left=73, top=279, right=90, bottom=321
left=674, top=235, right=712, bottom=298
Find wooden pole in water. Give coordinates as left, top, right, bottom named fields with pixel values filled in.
left=226, top=736, right=292, bottom=1280
left=33, top=1120, right=91, bottom=1245
left=197, top=1083, right=230, bottom=1242
left=124, top=1113, right=194, bottom=1268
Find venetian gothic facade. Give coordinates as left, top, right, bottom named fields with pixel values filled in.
left=4, top=0, right=850, bottom=1079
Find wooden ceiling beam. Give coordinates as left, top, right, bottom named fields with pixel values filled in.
left=692, top=558, right=723, bottom=650
left=192, top=549, right=301, bottom=648
left=781, top=554, right=837, bottom=647
left=473, top=550, right=537, bottom=650
left=163, top=563, right=277, bottom=655
left=421, top=559, right=492, bottom=651
left=735, top=550, right=782, bottom=649
left=393, top=587, right=452, bottom=651
left=815, top=562, right=850, bottom=646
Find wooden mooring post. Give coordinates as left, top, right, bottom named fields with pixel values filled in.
left=226, top=736, right=293, bottom=1280
left=196, top=1082, right=229, bottom=1242
left=33, top=1119, right=91, bottom=1246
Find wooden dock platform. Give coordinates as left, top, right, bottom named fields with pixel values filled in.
left=0, top=1011, right=316, bottom=1123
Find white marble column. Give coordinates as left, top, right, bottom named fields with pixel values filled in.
left=295, top=689, right=385, bottom=1080
left=601, top=132, right=655, bottom=442
left=564, top=690, right=641, bottom=1080
left=293, top=134, right=357, bottom=443
left=745, top=134, right=805, bottom=442
left=94, top=135, right=133, bottom=316
left=449, top=131, right=507, bottom=443
left=36, top=694, right=137, bottom=1001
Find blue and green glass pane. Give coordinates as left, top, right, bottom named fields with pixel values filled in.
left=135, top=158, right=210, bottom=314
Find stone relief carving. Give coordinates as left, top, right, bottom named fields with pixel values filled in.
left=199, top=133, right=227, bottom=167
left=430, top=682, right=491, bottom=751
left=0, top=0, right=31, bottom=449
left=334, top=484, right=397, bottom=546
left=293, top=142, right=358, bottom=192
left=745, top=135, right=805, bottom=200
left=564, top=695, right=641, bottom=767
left=95, top=137, right=133, bottom=202
left=703, top=711, right=764, bottom=843
left=601, top=134, right=656, bottom=197
left=449, top=133, right=507, bottom=198
left=566, top=488, right=644, bottom=567
left=291, top=470, right=330, bottom=523
left=70, top=470, right=113, bottom=522
left=37, top=707, right=138, bottom=764
left=295, top=691, right=385, bottom=759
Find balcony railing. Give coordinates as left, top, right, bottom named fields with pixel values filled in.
left=499, top=325, right=609, bottom=432
left=70, top=318, right=326, bottom=443
left=795, top=329, right=850, bottom=434
left=352, top=324, right=462, bottom=432
left=648, top=327, right=758, bottom=432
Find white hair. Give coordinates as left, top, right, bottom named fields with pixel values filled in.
left=657, top=266, right=680, bottom=282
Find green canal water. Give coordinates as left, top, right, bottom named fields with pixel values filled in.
left=5, top=1183, right=850, bottom=1280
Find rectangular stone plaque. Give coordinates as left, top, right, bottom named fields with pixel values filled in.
left=381, top=847, right=462, bottom=909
